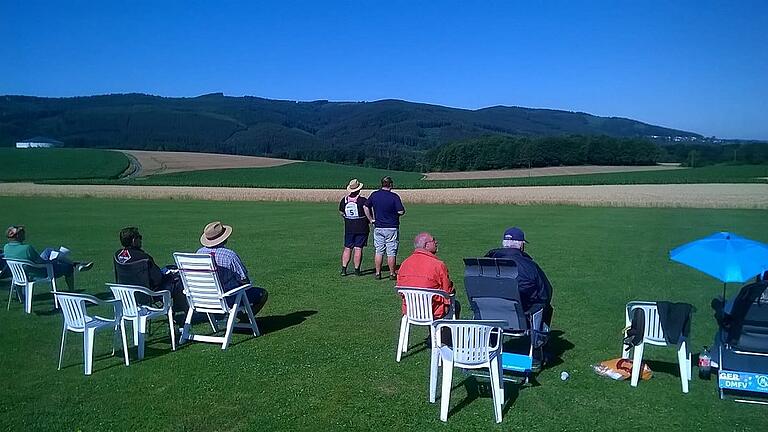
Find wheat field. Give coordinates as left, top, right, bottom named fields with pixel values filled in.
left=1, top=182, right=766, bottom=209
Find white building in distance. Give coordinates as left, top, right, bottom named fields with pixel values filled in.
left=15, top=136, right=64, bottom=148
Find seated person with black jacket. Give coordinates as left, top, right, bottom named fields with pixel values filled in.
left=485, top=227, right=553, bottom=325
left=115, top=227, right=184, bottom=307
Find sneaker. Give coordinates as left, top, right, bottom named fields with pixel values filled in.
left=389, top=273, right=397, bottom=281
left=375, top=273, right=382, bottom=280
left=77, top=262, right=94, bottom=272
left=340, top=267, right=348, bottom=276
left=354, top=268, right=362, bottom=276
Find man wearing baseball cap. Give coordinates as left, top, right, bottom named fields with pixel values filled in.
left=485, top=227, right=553, bottom=323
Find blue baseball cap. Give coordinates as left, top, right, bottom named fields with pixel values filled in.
left=503, top=227, right=528, bottom=243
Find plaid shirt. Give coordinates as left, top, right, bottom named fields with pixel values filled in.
left=196, top=246, right=250, bottom=291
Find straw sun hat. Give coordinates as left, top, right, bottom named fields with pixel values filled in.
left=200, top=221, right=233, bottom=247
left=346, top=179, right=364, bottom=194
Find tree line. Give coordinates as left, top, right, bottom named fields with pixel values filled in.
left=426, top=135, right=660, bottom=171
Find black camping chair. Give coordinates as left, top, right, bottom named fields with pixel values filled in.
left=463, top=258, right=550, bottom=378
left=710, top=281, right=768, bottom=402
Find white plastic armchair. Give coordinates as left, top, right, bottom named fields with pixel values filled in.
left=430, top=320, right=506, bottom=423
left=107, top=283, right=176, bottom=360
left=173, top=253, right=260, bottom=350
left=6, top=259, right=58, bottom=313
left=395, top=287, right=456, bottom=362
left=54, top=291, right=129, bottom=375
left=622, top=301, right=691, bottom=393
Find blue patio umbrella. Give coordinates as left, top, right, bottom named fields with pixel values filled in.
left=670, top=232, right=768, bottom=297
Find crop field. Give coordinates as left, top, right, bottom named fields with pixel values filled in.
left=0, top=148, right=129, bottom=181
left=0, top=148, right=760, bottom=188
left=3, top=182, right=768, bottom=209
left=1, top=197, right=766, bottom=431
left=121, top=150, right=299, bottom=176
left=45, top=162, right=768, bottom=189
left=422, top=164, right=686, bottom=180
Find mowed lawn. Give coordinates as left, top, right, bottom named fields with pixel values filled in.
left=1, top=197, right=766, bottom=431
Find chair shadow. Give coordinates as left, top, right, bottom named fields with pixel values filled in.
left=543, top=330, right=575, bottom=369
left=645, top=359, right=686, bottom=378
left=59, top=341, right=140, bottom=373
left=446, top=376, right=522, bottom=418
left=400, top=343, right=429, bottom=360
left=254, top=310, right=318, bottom=335
left=176, top=310, right=319, bottom=349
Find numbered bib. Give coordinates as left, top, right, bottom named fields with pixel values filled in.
left=344, top=201, right=361, bottom=219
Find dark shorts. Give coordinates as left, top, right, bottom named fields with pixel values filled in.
left=225, top=286, right=268, bottom=308
left=344, top=232, right=369, bottom=248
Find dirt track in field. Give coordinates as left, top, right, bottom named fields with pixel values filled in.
left=423, top=165, right=685, bottom=180
left=118, top=150, right=300, bottom=177
left=1, top=183, right=766, bottom=209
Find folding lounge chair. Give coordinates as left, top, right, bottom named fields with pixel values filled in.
left=710, top=281, right=768, bottom=403
left=463, top=257, right=549, bottom=381
left=173, top=253, right=260, bottom=350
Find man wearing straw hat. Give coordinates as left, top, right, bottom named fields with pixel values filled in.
left=339, top=179, right=371, bottom=276
left=197, top=221, right=269, bottom=315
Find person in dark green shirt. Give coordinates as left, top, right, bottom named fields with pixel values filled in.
left=3, top=225, right=93, bottom=291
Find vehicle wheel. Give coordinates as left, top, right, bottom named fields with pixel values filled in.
left=699, top=365, right=711, bottom=380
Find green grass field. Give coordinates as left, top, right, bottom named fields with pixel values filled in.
left=47, top=162, right=768, bottom=188
left=0, top=148, right=129, bottom=181
left=1, top=197, right=766, bottom=431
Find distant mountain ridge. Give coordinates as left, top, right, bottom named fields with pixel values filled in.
left=0, top=93, right=700, bottom=169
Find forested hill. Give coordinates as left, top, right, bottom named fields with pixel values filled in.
left=0, top=93, right=699, bottom=170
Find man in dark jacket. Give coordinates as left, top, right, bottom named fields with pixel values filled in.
left=485, top=227, right=553, bottom=323
left=115, top=227, right=184, bottom=306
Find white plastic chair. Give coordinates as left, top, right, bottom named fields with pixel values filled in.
left=54, top=292, right=129, bottom=375
left=622, top=301, right=691, bottom=393
left=173, top=253, right=260, bottom=350
left=6, top=259, right=58, bottom=313
left=107, top=283, right=176, bottom=360
left=395, top=287, right=455, bottom=362
left=429, top=320, right=507, bottom=423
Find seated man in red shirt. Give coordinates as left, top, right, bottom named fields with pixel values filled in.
left=396, top=232, right=461, bottom=328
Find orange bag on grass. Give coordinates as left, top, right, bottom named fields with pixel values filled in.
left=594, top=358, right=653, bottom=381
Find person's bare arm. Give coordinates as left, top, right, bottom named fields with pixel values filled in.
left=364, top=206, right=375, bottom=223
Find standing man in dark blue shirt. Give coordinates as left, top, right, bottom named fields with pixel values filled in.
left=485, top=227, right=553, bottom=325
left=364, top=176, right=406, bottom=280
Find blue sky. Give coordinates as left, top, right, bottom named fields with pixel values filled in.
left=2, top=1, right=767, bottom=139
